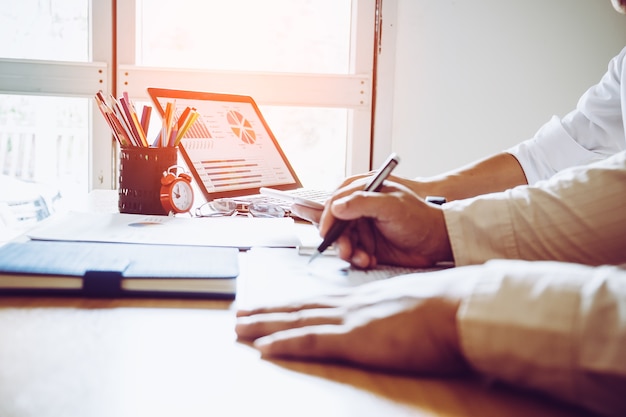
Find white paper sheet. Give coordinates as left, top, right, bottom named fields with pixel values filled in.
left=28, top=211, right=300, bottom=249
left=236, top=247, right=449, bottom=307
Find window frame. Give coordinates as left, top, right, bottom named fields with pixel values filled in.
left=0, top=0, right=115, bottom=192
left=115, top=0, right=376, bottom=176
left=0, top=0, right=378, bottom=196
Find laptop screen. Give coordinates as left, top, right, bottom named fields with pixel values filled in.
left=147, top=88, right=302, bottom=201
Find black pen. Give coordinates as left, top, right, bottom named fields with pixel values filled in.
left=309, top=153, right=401, bottom=264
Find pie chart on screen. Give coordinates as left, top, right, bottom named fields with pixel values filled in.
left=227, top=110, right=257, bottom=144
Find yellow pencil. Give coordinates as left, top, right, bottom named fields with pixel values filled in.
left=162, top=101, right=174, bottom=147
left=174, top=111, right=200, bottom=146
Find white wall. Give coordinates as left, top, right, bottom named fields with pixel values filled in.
left=374, top=0, right=626, bottom=177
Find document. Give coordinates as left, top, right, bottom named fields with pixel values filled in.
left=236, top=247, right=450, bottom=307
left=28, top=211, right=300, bottom=249
left=0, top=240, right=239, bottom=298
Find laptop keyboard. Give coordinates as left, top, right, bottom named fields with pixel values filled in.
left=242, top=189, right=330, bottom=214
left=284, top=189, right=331, bottom=203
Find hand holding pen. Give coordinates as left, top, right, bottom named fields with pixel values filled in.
left=309, top=153, right=400, bottom=264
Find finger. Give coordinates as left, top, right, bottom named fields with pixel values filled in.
left=236, top=308, right=345, bottom=340
left=321, top=178, right=413, bottom=229
left=350, top=217, right=377, bottom=258
left=349, top=248, right=377, bottom=269
left=319, top=192, right=391, bottom=239
left=236, top=294, right=348, bottom=317
left=254, top=324, right=350, bottom=361
left=331, top=192, right=396, bottom=222
left=290, top=204, right=322, bottom=225
left=335, top=228, right=377, bottom=269
left=318, top=181, right=381, bottom=235
left=331, top=217, right=378, bottom=268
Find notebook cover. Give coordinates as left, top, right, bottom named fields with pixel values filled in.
left=0, top=240, right=238, bottom=299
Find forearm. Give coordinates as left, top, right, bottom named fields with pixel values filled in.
left=445, top=151, right=626, bottom=266
left=412, top=152, right=528, bottom=201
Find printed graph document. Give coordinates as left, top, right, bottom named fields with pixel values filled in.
left=0, top=240, right=238, bottom=298
left=28, top=212, right=300, bottom=249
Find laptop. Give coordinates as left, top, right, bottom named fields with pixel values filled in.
left=147, top=88, right=329, bottom=214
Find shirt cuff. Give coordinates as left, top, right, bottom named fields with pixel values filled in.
left=456, top=260, right=584, bottom=402
left=443, top=194, right=518, bottom=266
left=507, top=115, right=597, bottom=184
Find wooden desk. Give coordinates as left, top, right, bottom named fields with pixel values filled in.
left=0, top=249, right=594, bottom=417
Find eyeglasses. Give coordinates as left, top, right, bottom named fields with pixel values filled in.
left=195, top=198, right=286, bottom=218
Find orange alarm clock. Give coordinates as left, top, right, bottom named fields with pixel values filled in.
left=160, top=165, right=194, bottom=214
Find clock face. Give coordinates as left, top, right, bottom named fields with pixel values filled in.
left=171, top=180, right=194, bottom=212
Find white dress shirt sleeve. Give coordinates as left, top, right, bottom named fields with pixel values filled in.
left=457, top=259, right=626, bottom=417
left=443, top=150, right=626, bottom=266
left=507, top=46, right=626, bottom=184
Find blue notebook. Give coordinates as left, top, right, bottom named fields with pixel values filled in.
left=0, top=240, right=238, bottom=299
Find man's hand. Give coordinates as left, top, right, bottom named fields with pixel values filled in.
left=316, top=180, right=452, bottom=269
left=236, top=267, right=478, bottom=375
left=291, top=174, right=427, bottom=226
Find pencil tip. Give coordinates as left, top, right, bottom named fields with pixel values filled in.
left=308, top=251, right=321, bottom=265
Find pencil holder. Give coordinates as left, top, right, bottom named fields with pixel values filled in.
left=118, top=147, right=178, bottom=215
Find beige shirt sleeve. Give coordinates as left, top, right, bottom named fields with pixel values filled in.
left=457, top=259, right=626, bottom=417
left=443, top=150, right=626, bottom=267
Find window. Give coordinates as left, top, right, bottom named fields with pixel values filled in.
left=0, top=1, right=90, bottom=201
left=0, top=0, right=375, bottom=233
left=0, top=0, right=112, bottom=237
left=137, top=1, right=352, bottom=74
left=119, top=0, right=375, bottom=188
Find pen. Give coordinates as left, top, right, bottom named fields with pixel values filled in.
left=425, top=196, right=446, bottom=205
left=309, top=152, right=401, bottom=264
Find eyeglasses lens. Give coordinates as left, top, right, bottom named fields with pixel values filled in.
left=195, top=199, right=238, bottom=217
left=248, top=202, right=286, bottom=218
left=195, top=199, right=286, bottom=218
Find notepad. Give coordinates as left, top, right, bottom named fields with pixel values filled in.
left=27, top=211, right=300, bottom=249
left=236, top=247, right=451, bottom=308
left=0, top=240, right=239, bottom=298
